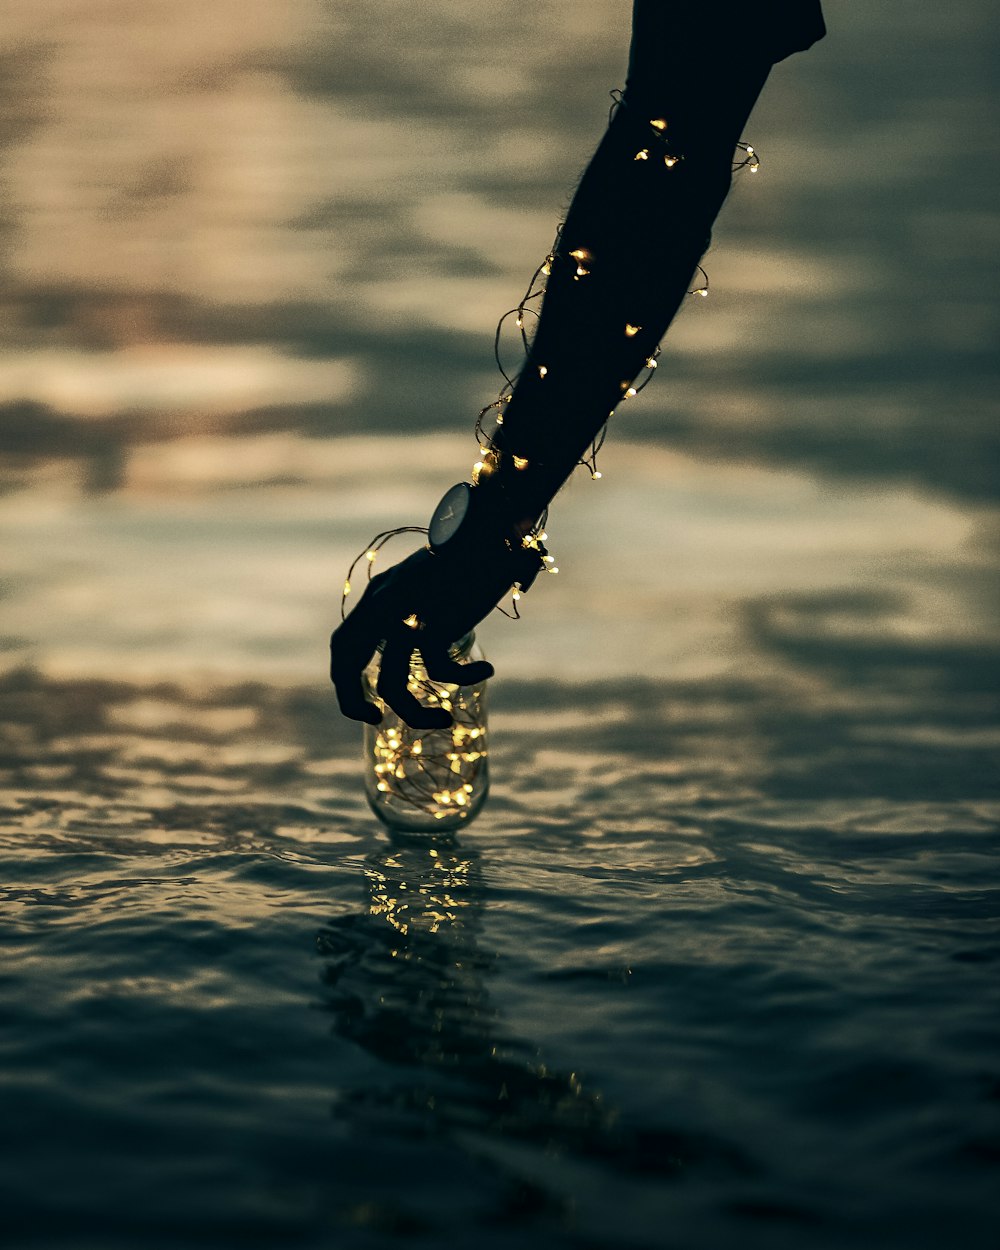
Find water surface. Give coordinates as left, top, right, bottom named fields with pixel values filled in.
left=1, top=2, right=998, bottom=1246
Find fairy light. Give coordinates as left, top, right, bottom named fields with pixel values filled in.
left=339, top=524, right=430, bottom=622
left=734, top=140, right=762, bottom=174
left=339, top=96, right=764, bottom=646
left=569, top=246, right=592, bottom=279
left=403, top=613, right=420, bottom=629
left=688, top=264, right=710, bottom=298
left=366, top=666, right=489, bottom=823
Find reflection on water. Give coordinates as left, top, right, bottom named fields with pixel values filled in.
left=1, top=1, right=998, bottom=1246
left=318, top=837, right=757, bottom=1213
left=319, top=841, right=614, bottom=1150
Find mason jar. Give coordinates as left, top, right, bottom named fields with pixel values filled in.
left=362, top=632, right=489, bottom=833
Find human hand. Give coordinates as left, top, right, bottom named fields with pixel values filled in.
left=329, top=539, right=543, bottom=730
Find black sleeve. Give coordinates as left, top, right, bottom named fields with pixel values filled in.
left=627, top=1, right=826, bottom=99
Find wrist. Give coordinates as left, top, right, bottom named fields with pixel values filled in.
left=426, top=480, right=547, bottom=594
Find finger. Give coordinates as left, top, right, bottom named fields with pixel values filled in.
left=421, top=638, right=495, bottom=689
left=377, top=637, right=451, bottom=730
left=329, top=615, right=382, bottom=725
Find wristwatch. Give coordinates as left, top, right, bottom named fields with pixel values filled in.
left=426, top=481, right=546, bottom=591
left=427, top=482, right=478, bottom=556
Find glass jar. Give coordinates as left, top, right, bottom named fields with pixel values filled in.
left=362, top=632, right=490, bottom=833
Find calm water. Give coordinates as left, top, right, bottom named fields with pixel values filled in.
left=2, top=2, right=998, bottom=1247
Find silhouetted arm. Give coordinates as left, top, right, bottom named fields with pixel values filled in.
left=331, top=2, right=825, bottom=726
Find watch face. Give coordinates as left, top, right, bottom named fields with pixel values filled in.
left=428, top=482, right=472, bottom=550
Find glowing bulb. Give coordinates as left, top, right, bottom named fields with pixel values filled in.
left=664, top=155, right=679, bottom=168
left=575, top=265, right=589, bottom=277
left=634, top=149, right=649, bottom=161
left=495, top=414, right=504, bottom=425
left=515, top=316, right=523, bottom=328
left=698, top=288, right=708, bottom=297
left=512, top=455, right=529, bottom=470
left=750, top=162, right=759, bottom=172
left=646, top=357, right=657, bottom=368
left=625, top=387, right=637, bottom=398
left=625, top=323, right=641, bottom=337
left=512, top=590, right=521, bottom=601
left=746, top=145, right=755, bottom=155
left=569, top=248, right=591, bottom=261
left=403, top=613, right=420, bottom=629
left=543, top=555, right=554, bottom=563
left=537, top=365, right=548, bottom=378
left=343, top=580, right=351, bottom=595
left=650, top=118, right=667, bottom=131
left=538, top=531, right=547, bottom=541
left=366, top=550, right=376, bottom=562
left=592, top=470, right=602, bottom=479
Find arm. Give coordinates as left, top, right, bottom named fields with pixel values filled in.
left=331, top=3, right=825, bottom=727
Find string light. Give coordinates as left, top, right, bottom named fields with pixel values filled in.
left=366, top=651, right=489, bottom=824
left=734, top=141, right=761, bottom=173
left=340, top=525, right=428, bottom=621
left=688, top=264, right=710, bottom=297
left=339, top=90, right=764, bottom=636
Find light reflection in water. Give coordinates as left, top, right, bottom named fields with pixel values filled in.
left=316, top=837, right=753, bottom=1187
left=318, top=838, right=606, bottom=1137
